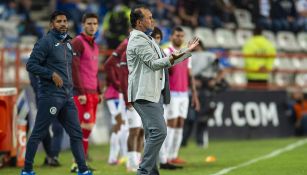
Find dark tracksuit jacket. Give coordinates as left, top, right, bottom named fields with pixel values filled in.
left=24, top=29, right=87, bottom=172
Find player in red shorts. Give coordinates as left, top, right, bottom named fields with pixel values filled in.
left=71, top=13, right=102, bottom=172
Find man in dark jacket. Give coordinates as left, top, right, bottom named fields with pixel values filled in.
left=20, top=11, right=92, bottom=175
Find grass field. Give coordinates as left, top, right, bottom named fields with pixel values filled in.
left=1, top=137, right=307, bottom=175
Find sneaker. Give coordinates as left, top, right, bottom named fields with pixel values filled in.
left=77, top=170, right=93, bottom=175
left=20, top=170, right=36, bottom=175
left=169, top=157, right=186, bottom=165
left=160, top=163, right=183, bottom=170
left=118, top=156, right=127, bottom=165
left=126, top=167, right=138, bottom=172
left=108, top=160, right=118, bottom=166
left=49, top=157, right=61, bottom=167
left=70, top=163, right=78, bottom=173
left=42, top=157, right=49, bottom=166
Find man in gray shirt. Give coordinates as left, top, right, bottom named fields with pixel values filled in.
left=126, top=5, right=199, bottom=175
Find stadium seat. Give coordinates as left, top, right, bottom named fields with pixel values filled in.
left=276, top=31, right=300, bottom=52
left=234, top=9, right=254, bottom=29
left=297, top=32, right=307, bottom=52
left=273, top=72, right=292, bottom=87
left=236, top=29, right=253, bottom=47
left=194, top=27, right=217, bottom=48
left=294, top=73, right=307, bottom=87
left=229, top=56, right=244, bottom=68
left=191, top=51, right=217, bottom=76
left=262, top=30, right=277, bottom=48
left=215, top=28, right=238, bottom=49
left=181, top=26, right=194, bottom=43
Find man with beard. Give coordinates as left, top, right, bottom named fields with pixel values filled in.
left=21, top=11, right=92, bottom=175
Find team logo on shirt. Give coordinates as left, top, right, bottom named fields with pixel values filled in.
left=55, top=43, right=60, bottom=47
left=67, top=43, right=72, bottom=50
left=50, top=107, right=57, bottom=115
left=84, top=112, right=91, bottom=120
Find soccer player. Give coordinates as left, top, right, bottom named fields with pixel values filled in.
left=119, top=42, right=144, bottom=172
left=104, top=39, right=128, bottom=165
left=70, top=13, right=102, bottom=172
left=164, top=26, right=200, bottom=165
left=21, top=11, right=92, bottom=175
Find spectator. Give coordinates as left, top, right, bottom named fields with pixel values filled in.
left=242, top=26, right=276, bottom=87
left=214, top=0, right=237, bottom=27
left=296, top=0, right=307, bottom=31
left=177, top=0, right=199, bottom=28
left=102, top=2, right=130, bottom=49
left=198, top=0, right=223, bottom=29
left=249, top=0, right=273, bottom=31
left=291, top=90, right=307, bottom=136
left=155, top=0, right=179, bottom=26
left=270, top=0, right=298, bottom=32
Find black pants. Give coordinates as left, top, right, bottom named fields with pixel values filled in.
left=24, top=96, right=87, bottom=172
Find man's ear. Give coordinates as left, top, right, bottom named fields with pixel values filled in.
left=49, top=22, right=53, bottom=29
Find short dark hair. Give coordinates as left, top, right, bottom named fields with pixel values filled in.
left=171, top=26, right=184, bottom=35
left=130, top=5, right=149, bottom=28
left=49, top=10, right=68, bottom=22
left=253, top=25, right=263, bottom=35
left=151, top=27, right=163, bottom=40
left=82, top=13, right=99, bottom=23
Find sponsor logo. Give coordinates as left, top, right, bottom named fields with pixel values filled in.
left=55, top=43, right=60, bottom=46
left=84, top=112, right=91, bottom=120
left=208, top=102, right=279, bottom=127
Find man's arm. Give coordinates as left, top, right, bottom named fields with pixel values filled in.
left=26, top=38, right=53, bottom=79
left=189, top=69, right=200, bottom=111
left=133, top=36, right=172, bottom=71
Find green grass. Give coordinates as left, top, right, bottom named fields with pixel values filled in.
left=1, top=137, right=307, bottom=175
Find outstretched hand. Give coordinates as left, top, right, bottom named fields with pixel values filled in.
left=187, top=37, right=200, bottom=52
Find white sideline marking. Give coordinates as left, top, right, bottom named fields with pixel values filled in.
left=210, top=139, right=307, bottom=175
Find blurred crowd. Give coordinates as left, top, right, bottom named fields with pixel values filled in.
left=0, top=0, right=307, bottom=49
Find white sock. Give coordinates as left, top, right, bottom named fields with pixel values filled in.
left=127, top=151, right=138, bottom=168
left=108, top=132, right=120, bottom=163
left=119, top=124, right=128, bottom=157
left=165, top=127, right=175, bottom=161
left=159, top=138, right=168, bottom=164
left=172, top=128, right=183, bottom=159
left=136, top=152, right=141, bottom=164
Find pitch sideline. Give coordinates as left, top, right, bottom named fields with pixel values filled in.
left=210, top=138, right=307, bottom=175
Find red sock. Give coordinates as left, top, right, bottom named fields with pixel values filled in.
left=82, top=129, right=91, bottom=157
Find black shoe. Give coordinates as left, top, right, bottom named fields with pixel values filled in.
left=49, top=157, right=61, bottom=167
left=160, top=163, right=183, bottom=170
left=42, top=157, right=49, bottom=166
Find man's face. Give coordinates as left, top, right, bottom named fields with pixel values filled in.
left=83, top=17, right=98, bottom=36
left=171, top=31, right=185, bottom=47
left=153, top=34, right=162, bottom=44
left=51, top=15, right=68, bottom=33
left=139, top=9, right=154, bottom=31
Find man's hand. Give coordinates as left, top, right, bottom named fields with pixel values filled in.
left=52, top=72, right=63, bottom=88
left=191, top=93, right=200, bottom=112
left=78, top=95, right=87, bottom=105
left=98, top=94, right=103, bottom=103
left=187, top=37, right=200, bottom=52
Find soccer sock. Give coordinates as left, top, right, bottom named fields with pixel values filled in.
left=82, top=129, right=91, bottom=157
left=136, top=152, right=141, bottom=164
left=173, top=128, right=183, bottom=159
left=159, top=139, right=168, bottom=164
left=108, top=132, right=120, bottom=163
left=119, top=124, right=128, bottom=157
left=127, top=151, right=138, bottom=168
left=165, top=127, right=175, bottom=161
